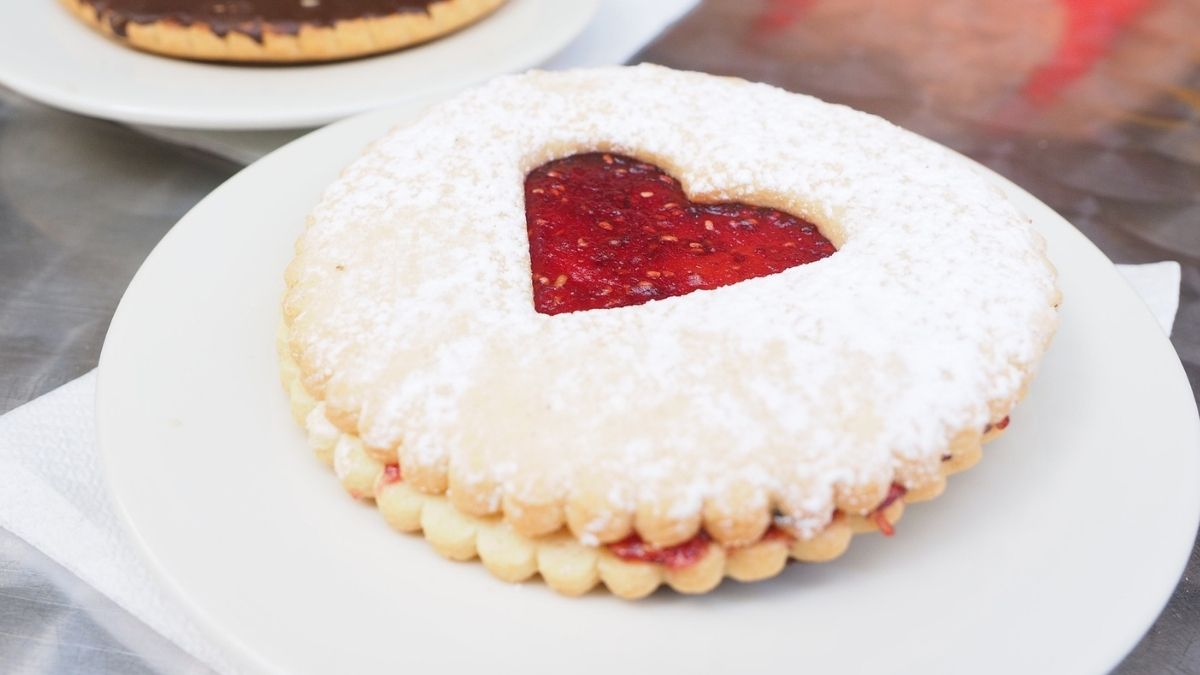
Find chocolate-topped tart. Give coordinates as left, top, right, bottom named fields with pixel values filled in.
left=61, top=0, right=506, bottom=63
left=279, top=65, right=1060, bottom=598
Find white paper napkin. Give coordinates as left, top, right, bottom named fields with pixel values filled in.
left=1118, top=261, right=1181, bottom=337
left=0, top=261, right=1181, bottom=673
left=0, top=370, right=234, bottom=673
left=136, top=0, right=701, bottom=165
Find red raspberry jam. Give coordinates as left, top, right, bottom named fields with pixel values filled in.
left=760, top=525, right=796, bottom=544
left=608, top=532, right=711, bottom=570
left=871, top=483, right=908, bottom=537
left=382, top=463, right=402, bottom=484
left=525, top=153, right=836, bottom=315
left=986, top=416, right=1011, bottom=432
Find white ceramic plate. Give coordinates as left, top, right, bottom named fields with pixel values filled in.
left=0, top=0, right=595, bottom=129
left=97, top=106, right=1200, bottom=675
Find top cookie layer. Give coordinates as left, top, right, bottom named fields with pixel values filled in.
left=284, top=65, right=1059, bottom=545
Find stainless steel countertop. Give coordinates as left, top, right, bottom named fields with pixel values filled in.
left=2, top=0, right=1199, bottom=669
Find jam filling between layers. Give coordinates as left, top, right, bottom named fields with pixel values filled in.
left=525, top=152, right=837, bottom=315
left=81, top=0, right=440, bottom=40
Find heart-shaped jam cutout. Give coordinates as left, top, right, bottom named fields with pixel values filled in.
left=525, top=153, right=836, bottom=315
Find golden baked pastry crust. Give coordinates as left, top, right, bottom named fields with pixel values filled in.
left=59, top=0, right=506, bottom=63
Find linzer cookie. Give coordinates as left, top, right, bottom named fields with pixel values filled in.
left=61, top=0, right=506, bottom=62
left=278, top=65, right=1060, bottom=597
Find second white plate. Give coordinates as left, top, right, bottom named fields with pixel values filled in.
left=0, top=0, right=595, bottom=129
left=97, top=106, right=1200, bottom=674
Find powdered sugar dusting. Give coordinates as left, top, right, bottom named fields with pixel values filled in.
left=286, top=65, right=1058, bottom=537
